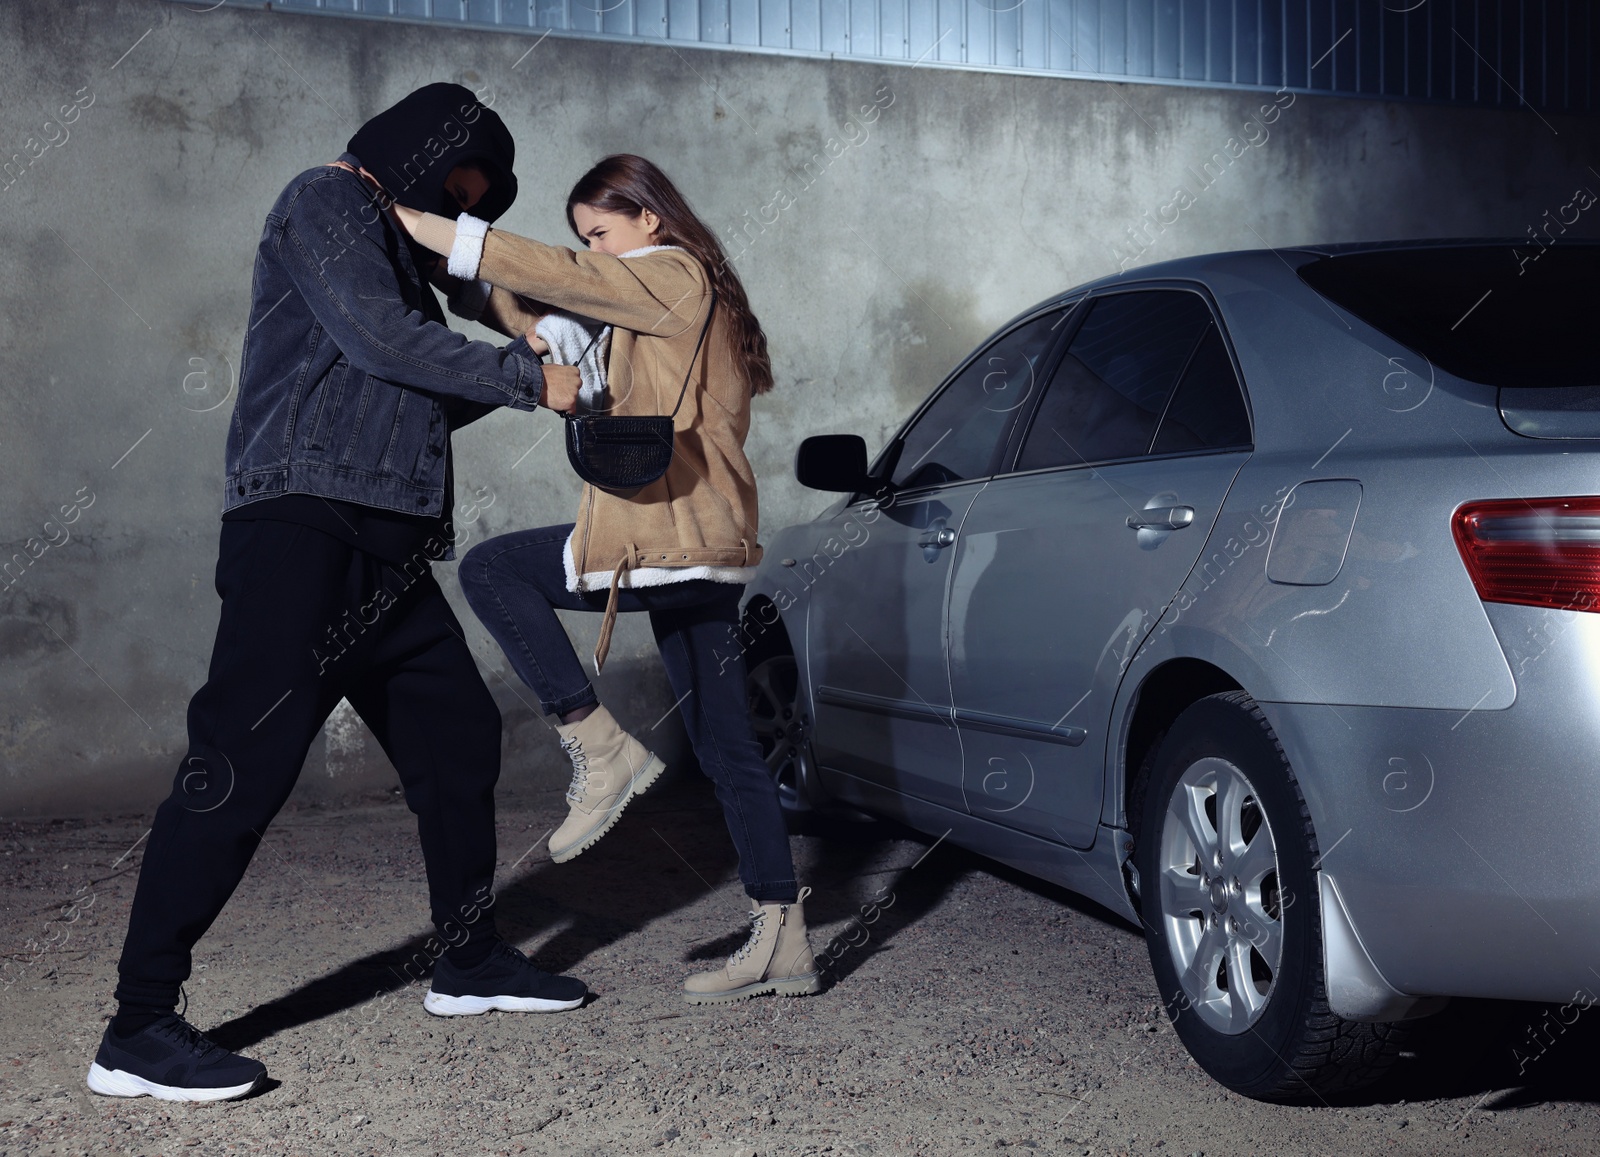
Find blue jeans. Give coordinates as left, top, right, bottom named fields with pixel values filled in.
left=458, top=524, right=798, bottom=904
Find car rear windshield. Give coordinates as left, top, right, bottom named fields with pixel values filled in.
left=1297, top=244, right=1600, bottom=389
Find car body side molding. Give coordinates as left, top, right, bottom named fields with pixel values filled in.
left=951, top=707, right=1088, bottom=746
left=815, top=684, right=951, bottom=724
left=816, top=685, right=1088, bottom=745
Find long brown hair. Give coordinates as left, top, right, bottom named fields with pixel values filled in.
left=566, top=154, right=774, bottom=397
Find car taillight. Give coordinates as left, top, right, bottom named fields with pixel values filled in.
left=1453, top=497, right=1600, bottom=612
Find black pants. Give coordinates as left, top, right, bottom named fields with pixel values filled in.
left=114, top=519, right=502, bottom=1010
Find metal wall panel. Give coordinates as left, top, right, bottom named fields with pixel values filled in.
left=234, top=0, right=1600, bottom=113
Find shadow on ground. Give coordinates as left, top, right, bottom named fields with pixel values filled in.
left=1360, top=995, right=1600, bottom=1108
left=205, top=787, right=1600, bottom=1118
left=206, top=778, right=742, bottom=1051
left=206, top=782, right=987, bottom=1050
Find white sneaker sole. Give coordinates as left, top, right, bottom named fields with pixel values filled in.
left=86, top=1062, right=261, bottom=1102
left=549, top=752, right=667, bottom=864
left=683, top=973, right=823, bottom=1005
left=422, top=990, right=584, bottom=1016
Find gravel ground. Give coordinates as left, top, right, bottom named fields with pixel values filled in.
left=3, top=777, right=1597, bottom=1157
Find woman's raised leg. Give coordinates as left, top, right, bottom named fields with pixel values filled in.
left=456, top=524, right=665, bottom=861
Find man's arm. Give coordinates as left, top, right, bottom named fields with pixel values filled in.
left=425, top=261, right=550, bottom=345
left=276, top=174, right=544, bottom=411
left=479, top=286, right=552, bottom=343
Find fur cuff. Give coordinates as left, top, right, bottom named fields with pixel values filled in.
left=447, top=213, right=490, bottom=279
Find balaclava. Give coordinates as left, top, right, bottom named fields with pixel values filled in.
left=346, top=83, right=517, bottom=222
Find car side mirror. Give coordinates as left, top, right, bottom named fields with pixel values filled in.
left=795, top=434, right=872, bottom=493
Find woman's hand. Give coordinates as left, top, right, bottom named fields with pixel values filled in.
left=540, top=364, right=581, bottom=414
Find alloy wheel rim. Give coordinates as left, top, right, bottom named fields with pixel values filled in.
left=746, top=655, right=814, bottom=812
left=1157, top=756, right=1284, bottom=1035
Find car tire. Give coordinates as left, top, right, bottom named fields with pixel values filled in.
left=1134, top=690, right=1409, bottom=1102
left=746, top=651, right=820, bottom=816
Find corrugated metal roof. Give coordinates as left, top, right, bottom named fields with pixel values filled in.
left=192, top=0, right=1598, bottom=113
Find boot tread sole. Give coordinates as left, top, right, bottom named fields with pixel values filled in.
left=683, top=973, right=822, bottom=1005
left=550, top=752, right=667, bottom=864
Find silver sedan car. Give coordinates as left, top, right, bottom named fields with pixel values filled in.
left=736, top=240, right=1597, bottom=1101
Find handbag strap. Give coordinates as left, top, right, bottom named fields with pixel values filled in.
left=558, top=285, right=717, bottom=422
left=669, top=286, right=718, bottom=420
left=558, top=325, right=605, bottom=425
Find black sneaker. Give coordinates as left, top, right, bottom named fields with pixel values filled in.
left=86, top=1014, right=266, bottom=1102
left=423, top=940, right=588, bottom=1015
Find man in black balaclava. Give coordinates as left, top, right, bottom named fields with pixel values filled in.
left=86, top=84, right=585, bottom=1103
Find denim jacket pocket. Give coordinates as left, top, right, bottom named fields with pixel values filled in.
left=302, top=359, right=349, bottom=453
left=381, top=391, right=445, bottom=483
left=338, top=372, right=378, bottom=467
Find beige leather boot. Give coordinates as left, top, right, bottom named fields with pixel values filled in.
left=548, top=704, right=666, bottom=863
left=684, top=887, right=822, bottom=1004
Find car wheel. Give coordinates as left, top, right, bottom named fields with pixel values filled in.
left=746, top=653, right=819, bottom=814
left=1135, top=690, right=1408, bottom=1102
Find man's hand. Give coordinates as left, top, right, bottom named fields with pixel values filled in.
left=418, top=253, right=454, bottom=293
left=540, top=364, right=581, bottom=414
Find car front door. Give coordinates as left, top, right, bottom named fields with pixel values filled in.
left=947, top=289, right=1254, bottom=848
left=806, top=307, right=1072, bottom=812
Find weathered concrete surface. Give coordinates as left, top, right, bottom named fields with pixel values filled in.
left=2, top=1, right=1597, bottom=814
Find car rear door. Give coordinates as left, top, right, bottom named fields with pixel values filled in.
left=946, top=288, right=1253, bottom=848
left=807, top=307, right=1072, bottom=812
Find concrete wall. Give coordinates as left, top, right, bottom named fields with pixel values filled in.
left=2, top=0, right=1596, bottom=815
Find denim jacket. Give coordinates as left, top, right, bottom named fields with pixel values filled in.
left=225, top=154, right=543, bottom=528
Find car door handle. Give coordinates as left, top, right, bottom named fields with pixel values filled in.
left=918, top=527, right=957, bottom=548
left=1126, top=506, right=1195, bottom=531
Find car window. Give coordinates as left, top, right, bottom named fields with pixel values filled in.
left=1298, top=244, right=1600, bottom=388
left=1015, top=290, right=1213, bottom=472
left=1151, top=323, right=1252, bottom=453
left=889, top=309, right=1069, bottom=490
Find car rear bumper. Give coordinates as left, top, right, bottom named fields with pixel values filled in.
left=1260, top=605, right=1600, bottom=1004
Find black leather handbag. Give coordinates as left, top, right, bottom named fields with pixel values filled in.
left=561, top=289, right=717, bottom=495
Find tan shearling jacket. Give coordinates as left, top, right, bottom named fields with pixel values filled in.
left=423, top=217, right=764, bottom=673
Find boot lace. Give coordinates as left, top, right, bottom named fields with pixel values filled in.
left=729, top=909, right=769, bottom=965
left=560, top=736, right=590, bottom=805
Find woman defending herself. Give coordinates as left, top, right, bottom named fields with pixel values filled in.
left=397, top=155, right=820, bottom=1004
